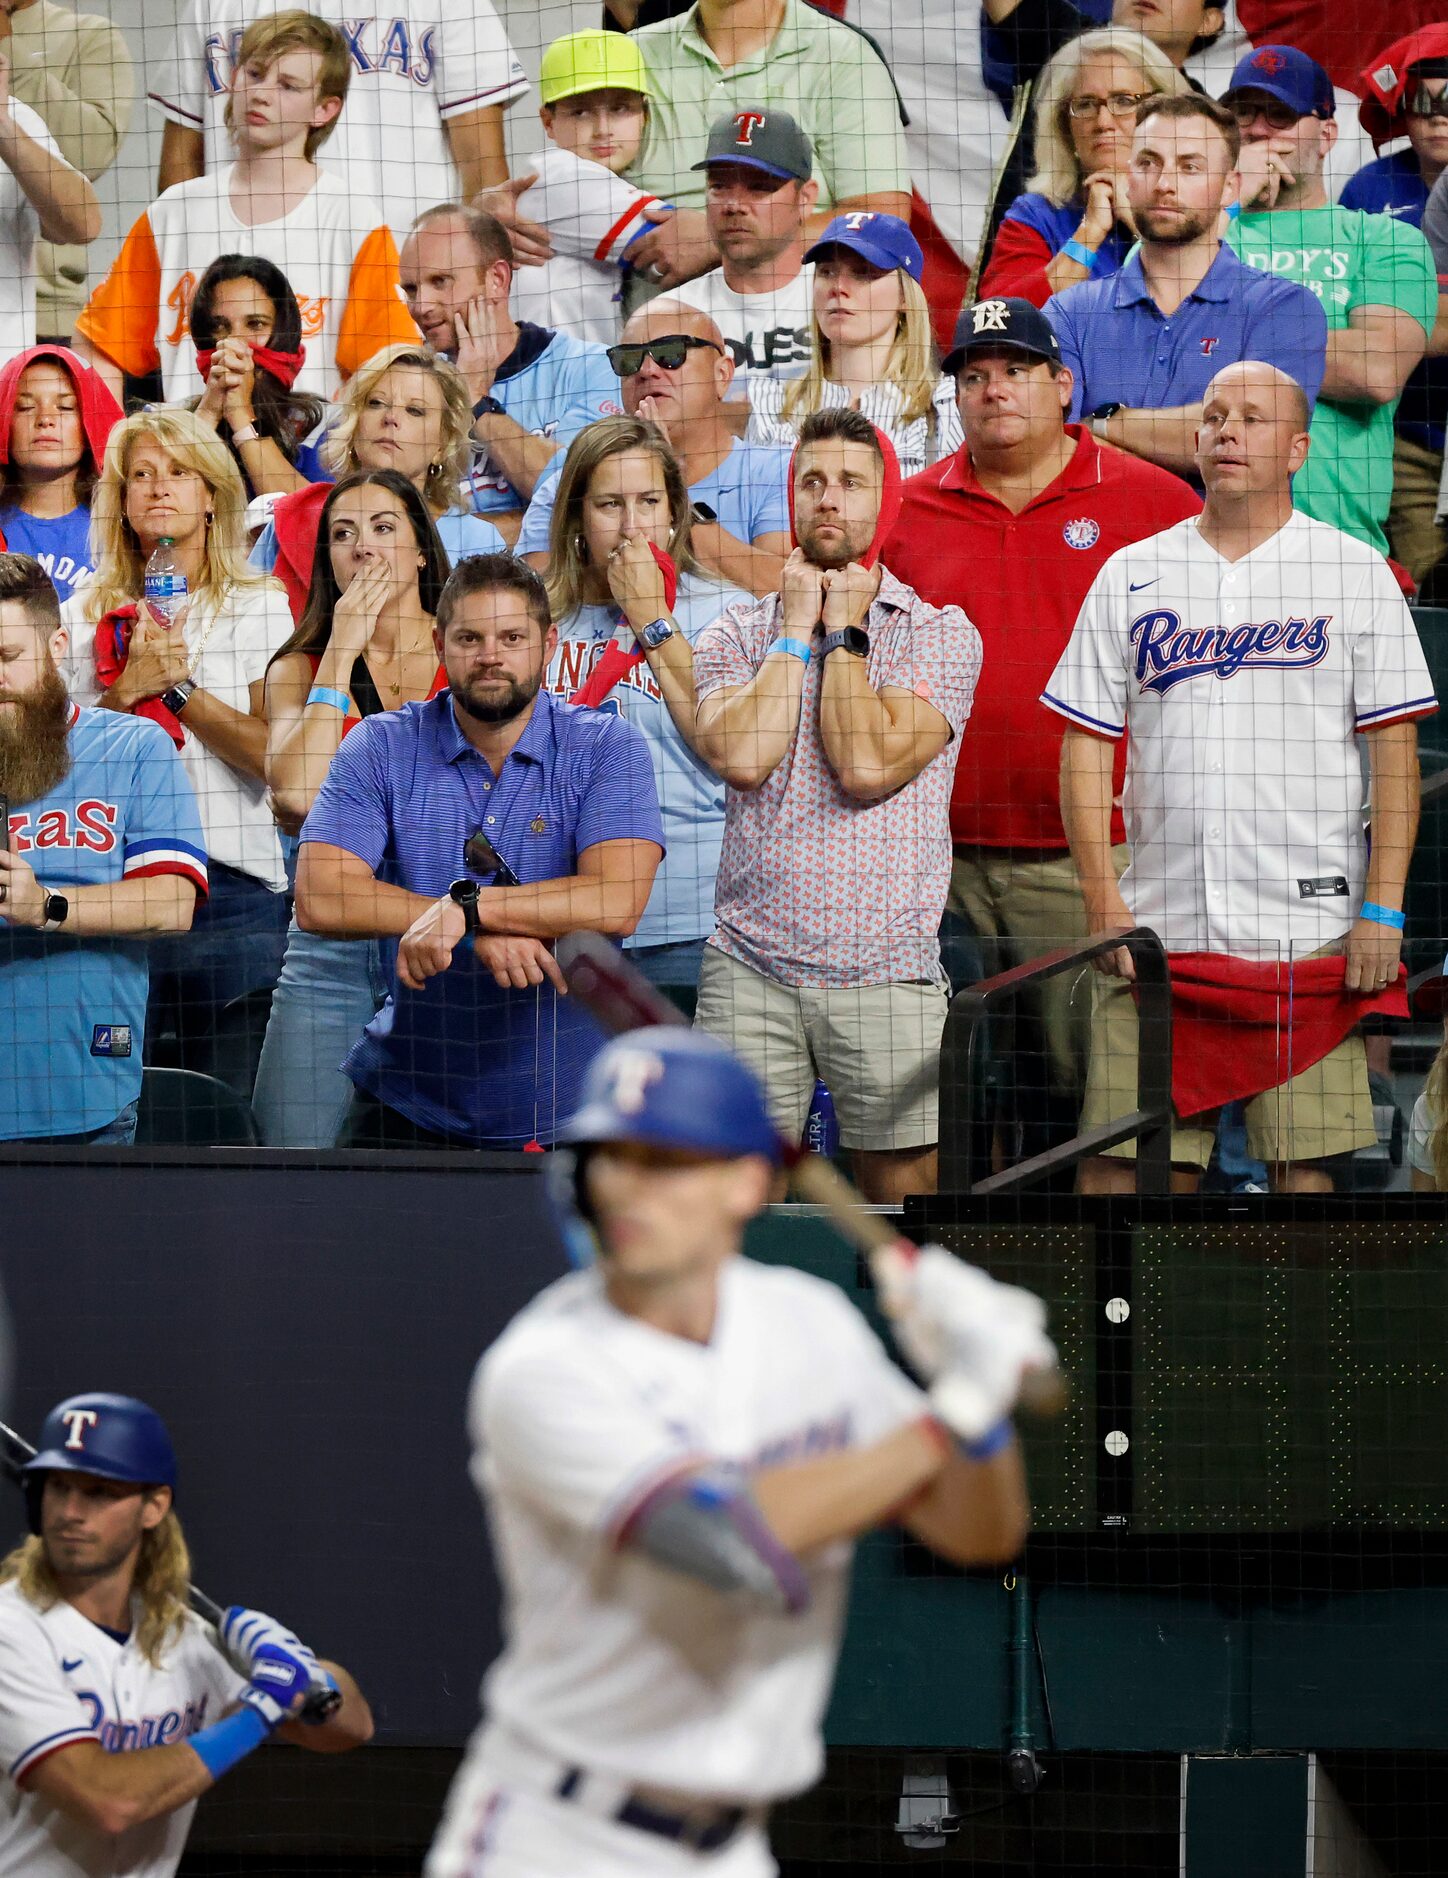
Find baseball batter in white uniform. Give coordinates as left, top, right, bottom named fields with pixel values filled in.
left=0, top=1393, right=373, bottom=1877
left=426, top=1027, right=1054, bottom=1878
left=1046, top=360, right=1437, bottom=1190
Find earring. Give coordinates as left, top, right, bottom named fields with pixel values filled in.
left=428, top=461, right=442, bottom=479
left=204, top=511, right=214, bottom=525
left=575, top=533, right=588, bottom=561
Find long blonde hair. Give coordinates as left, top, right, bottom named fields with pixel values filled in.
left=545, top=416, right=700, bottom=622
left=89, top=408, right=268, bottom=618
left=1027, top=28, right=1188, bottom=207
left=321, top=344, right=474, bottom=517
left=783, top=269, right=939, bottom=427
left=0, top=1509, right=192, bottom=1668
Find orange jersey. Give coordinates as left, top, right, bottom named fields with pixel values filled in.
left=76, top=165, right=419, bottom=398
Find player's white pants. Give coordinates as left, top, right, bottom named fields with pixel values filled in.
left=426, top=1752, right=777, bottom=1878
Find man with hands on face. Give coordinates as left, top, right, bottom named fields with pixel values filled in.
left=397, top=205, right=618, bottom=546
left=295, top=552, right=664, bottom=1150
left=1047, top=361, right=1436, bottom=1196
left=690, top=407, right=980, bottom=1206
left=518, top=300, right=791, bottom=599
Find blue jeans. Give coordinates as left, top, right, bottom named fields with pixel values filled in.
left=24, top=1097, right=139, bottom=1147
left=626, top=937, right=708, bottom=1018
left=252, top=922, right=388, bottom=1147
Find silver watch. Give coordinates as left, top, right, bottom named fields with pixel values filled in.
left=639, top=617, right=676, bottom=650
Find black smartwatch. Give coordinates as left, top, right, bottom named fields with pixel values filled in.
left=39, top=888, right=69, bottom=932
left=448, top=877, right=481, bottom=934
left=160, top=677, right=196, bottom=716
left=821, top=626, right=870, bottom=660
left=1087, top=401, right=1125, bottom=436
left=690, top=500, right=718, bottom=525
left=472, top=394, right=506, bottom=421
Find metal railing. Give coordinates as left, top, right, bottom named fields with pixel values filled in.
left=938, top=926, right=1172, bottom=1195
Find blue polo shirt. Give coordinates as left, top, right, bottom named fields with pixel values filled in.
left=1044, top=242, right=1328, bottom=426
left=301, top=687, right=664, bottom=1147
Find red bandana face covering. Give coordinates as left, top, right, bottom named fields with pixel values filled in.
left=195, top=343, right=306, bottom=391
left=569, top=542, right=680, bottom=709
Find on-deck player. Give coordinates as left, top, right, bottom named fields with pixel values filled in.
left=427, top=1027, right=1054, bottom=1878
left=0, top=1392, right=373, bottom=1876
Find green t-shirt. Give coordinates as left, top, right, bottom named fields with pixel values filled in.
left=1227, top=206, right=1435, bottom=553
left=629, top=0, right=909, bottom=211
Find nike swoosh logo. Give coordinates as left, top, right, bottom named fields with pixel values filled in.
left=61, top=1658, right=83, bottom=1672
left=1129, top=579, right=1158, bottom=591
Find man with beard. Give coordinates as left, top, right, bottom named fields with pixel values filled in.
left=0, top=553, right=205, bottom=1145
left=690, top=408, right=980, bottom=1204
left=295, top=553, right=664, bottom=1149
left=1044, top=94, right=1328, bottom=481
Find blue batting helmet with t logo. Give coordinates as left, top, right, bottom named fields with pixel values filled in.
left=560, top=1029, right=783, bottom=1163
left=23, top=1393, right=178, bottom=1531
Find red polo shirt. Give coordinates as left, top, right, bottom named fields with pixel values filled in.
left=883, top=428, right=1200, bottom=849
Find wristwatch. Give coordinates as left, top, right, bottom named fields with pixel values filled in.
left=449, top=877, right=481, bottom=934
left=39, top=888, right=69, bottom=932
left=160, top=678, right=196, bottom=716
left=1088, top=402, right=1125, bottom=437
left=690, top=500, right=718, bottom=526
left=230, top=422, right=259, bottom=446
left=639, top=617, right=676, bottom=650
left=472, top=394, right=506, bottom=421
left=821, top=626, right=870, bottom=660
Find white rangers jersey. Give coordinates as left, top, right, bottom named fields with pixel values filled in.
left=509, top=145, right=661, bottom=347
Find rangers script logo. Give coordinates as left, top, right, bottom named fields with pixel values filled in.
left=1131, top=608, right=1331, bottom=694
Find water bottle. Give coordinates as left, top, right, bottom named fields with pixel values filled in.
left=804, top=1079, right=839, bottom=1159
left=143, top=538, right=187, bottom=628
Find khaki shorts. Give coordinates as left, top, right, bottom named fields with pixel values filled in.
left=1081, top=968, right=1376, bottom=1170
left=694, top=945, right=947, bottom=1152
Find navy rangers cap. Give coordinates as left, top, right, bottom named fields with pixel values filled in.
left=692, top=108, right=813, bottom=183
left=944, top=297, right=1063, bottom=375
left=1222, top=45, right=1336, bottom=118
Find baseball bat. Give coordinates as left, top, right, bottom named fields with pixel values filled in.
left=0, top=1418, right=343, bottom=1722
left=555, top=932, right=1068, bottom=1421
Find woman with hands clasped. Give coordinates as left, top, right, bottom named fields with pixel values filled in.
left=546, top=416, right=748, bottom=1008
left=253, top=468, right=451, bottom=1146
left=978, top=30, right=1186, bottom=306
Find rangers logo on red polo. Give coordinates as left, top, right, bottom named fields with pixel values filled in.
left=1063, top=518, right=1100, bottom=550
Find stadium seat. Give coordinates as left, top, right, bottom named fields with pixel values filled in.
left=135, top=1068, right=259, bottom=1148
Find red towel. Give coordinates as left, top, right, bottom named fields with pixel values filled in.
left=268, top=481, right=332, bottom=623
left=1165, top=951, right=1407, bottom=1117
left=195, top=343, right=305, bottom=391
left=92, top=603, right=185, bottom=748
left=569, top=543, right=679, bottom=709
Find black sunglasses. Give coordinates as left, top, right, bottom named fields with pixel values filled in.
left=463, top=829, right=519, bottom=886
left=606, top=334, right=726, bottom=377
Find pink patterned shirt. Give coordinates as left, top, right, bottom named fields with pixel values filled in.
left=693, top=567, right=981, bottom=988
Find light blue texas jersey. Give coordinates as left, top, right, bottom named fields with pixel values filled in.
left=1, top=706, right=207, bottom=1139
left=461, top=324, right=622, bottom=515
left=546, top=571, right=743, bottom=946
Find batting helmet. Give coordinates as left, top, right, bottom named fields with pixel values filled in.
left=561, top=1029, right=782, bottom=1163
left=22, top=1394, right=178, bottom=1532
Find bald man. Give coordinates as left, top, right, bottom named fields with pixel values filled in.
left=1048, top=360, right=1436, bottom=1194
left=518, top=299, right=792, bottom=596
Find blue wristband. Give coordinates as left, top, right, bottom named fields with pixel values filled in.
left=306, top=685, right=350, bottom=715
left=962, top=1418, right=1015, bottom=1463
left=1224, top=200, right=1242, bottom=222
left=1360, top=900, right=1405, bottom=930
left=188, top=1703, right=270, bottom=1781
left=1061, top=238, right=1098, bottom=268
left=772, top=637, right=811, bottom=665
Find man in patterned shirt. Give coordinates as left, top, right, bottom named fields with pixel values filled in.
left=691, top=406, right=981, bottom=1204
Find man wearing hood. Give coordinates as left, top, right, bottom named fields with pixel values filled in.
left=0, top=344, right=120, bottom=601
left=689, top=406, right=980, bottom=1205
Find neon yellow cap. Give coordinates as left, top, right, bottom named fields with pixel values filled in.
left=539, top=29, right=650, bottom=107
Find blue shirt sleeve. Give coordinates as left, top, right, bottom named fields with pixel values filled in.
left=517, top=455, right=563, bottom=557
left=574, top=715, right=664, bottom=857
left=300, top=720, right=394, bottom=870
left=1042, top=289, right=1086, bottom=420
left=1254, top=276, right=1329, bottom=413
left=744, top=449, right=791, bottom=539
left=120, top=718, right=208, bottom=890
left=438, top=510, right=507, bottom=562
left=553, top=347, right=625, bottom=450
left=248, top=522, right=280, bottom=573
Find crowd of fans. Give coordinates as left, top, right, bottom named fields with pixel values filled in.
left=2, top=0, right=1448, bottom=1198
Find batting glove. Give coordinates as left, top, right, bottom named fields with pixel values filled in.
left=221, top=1605, right=332, bottom=1721
left=237, top=1646, right=317, bottom=1730
left=877, top=1244, right=1057, bottom=1442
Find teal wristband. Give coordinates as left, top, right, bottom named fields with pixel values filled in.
left=1061, top=237, right=1098, bottom=268
left=1224, top=200, right=1242, bottom=221
left=962, top=1418, right=1015, bottom=1463
left=773, top=637, right=811, bottom=665
left=189, top=1704, right=270, bottom=1781
left=1360, top=901, right=1405, bottom=931
left=306, top=685, right=350, bottom=715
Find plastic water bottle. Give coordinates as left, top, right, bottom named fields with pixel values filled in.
left=805, top=1079, right=839, bottom=1159
left=143, top=538, right=187, bottom=627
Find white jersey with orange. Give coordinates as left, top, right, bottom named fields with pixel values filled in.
left=147, top=2, right=528, bottom=241
left=0, top=1580, right=246, bottom=1878
left=427, top=1254, right=927, bottom=1874
left=75, top=165, right=419, bottom=402
left=510, top=145, right=661, bottom=347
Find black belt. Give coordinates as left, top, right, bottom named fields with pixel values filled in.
left=555, top=1766, right=752, bottom=1853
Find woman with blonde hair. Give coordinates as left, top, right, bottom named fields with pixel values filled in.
left=546, top=415, right=748, bottom=1008
left=978, top=29, right=1187, bottom=307
left=747, top=214, right=960, bottom=478
left=63, top=406, right=295, bottom=1096
left=249, top=343, right=505, bottom=619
